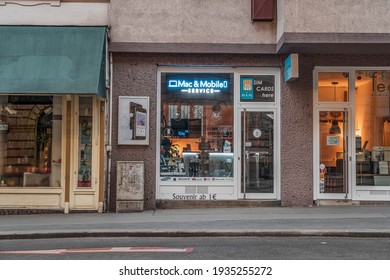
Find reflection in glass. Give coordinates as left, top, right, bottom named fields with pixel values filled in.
left=78, top=97, right=93, bottom=188
left=318, top=72, right=349, bottom=102
left=0, top=96, right=62, bottom=187
left=241, top=111, right=274, bottom=194
left=355, top=70, right=390, bottom=186
left=319, top=111, right=347, bottom=193
left=160, top=73, right=234, bottom=180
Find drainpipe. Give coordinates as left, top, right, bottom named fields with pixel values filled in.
left=105, top=45, right=113, bottom=212
left=103, top=28, right=113, bottom=212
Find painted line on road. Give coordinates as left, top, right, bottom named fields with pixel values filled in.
left=0, top=247, right=194, bottom=255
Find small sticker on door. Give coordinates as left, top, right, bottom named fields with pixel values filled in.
left=253, top=129, right=262, bottom=138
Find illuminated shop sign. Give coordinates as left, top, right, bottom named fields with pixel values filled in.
left=163, top=73, right=233, bottom=100
left=168, top=79, right=229, bottom=94
left=240, top=75, right=275, bottom=102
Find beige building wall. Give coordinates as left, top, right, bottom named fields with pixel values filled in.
left=0, top=2, right=109, bottom=26
left=276, top=0, right=285, bottom=42
left=109, top=0, right=276, bottom=44
left=279, top=0, right=390, bottom=40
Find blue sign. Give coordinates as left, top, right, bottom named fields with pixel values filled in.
left=284, top=53, right=299, bottom=82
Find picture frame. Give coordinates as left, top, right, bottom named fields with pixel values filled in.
left=118, top=96, right=149, bottom=145
left=326, top=135, right=340, bottom=146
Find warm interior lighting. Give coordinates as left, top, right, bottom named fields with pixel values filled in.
left=332, top=81, right=338, bottom=101
left=355, top=129, right=361, bottom=137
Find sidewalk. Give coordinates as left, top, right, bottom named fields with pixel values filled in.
left=1, top=206, right=390, bottom=239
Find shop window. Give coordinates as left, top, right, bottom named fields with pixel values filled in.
left=355, top=70, right=390, bottom=186
left=0, top=96, right=62, bottom=187
left=318, top=72, right=349, bottom=102
left=160, top=72, right=234, bottom=180
left=77, top=97, right=93, bottom=188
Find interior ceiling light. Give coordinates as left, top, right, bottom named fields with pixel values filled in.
left=329, top=120, right=341, bottom=134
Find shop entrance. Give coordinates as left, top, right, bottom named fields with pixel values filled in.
left=314, top=69, right=354, bottom=201
left=157, top=67, right=280, bottom=201
left=317, top=110, right=351, bottom=199
left=239, top=109, right=277, bottom=199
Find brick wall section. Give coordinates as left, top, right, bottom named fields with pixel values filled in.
left=110, top=53, right=390, bottom=211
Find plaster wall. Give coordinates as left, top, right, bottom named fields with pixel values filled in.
left=276, top=0, right=285, bottom=42
left=109, top=0, right=276, bottom=44
left=0, top=3, right=109, bottom=26
left=281, top=0, right=390, bottom=38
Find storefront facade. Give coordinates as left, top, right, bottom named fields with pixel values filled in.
left=314, top=67, right=390, bottom=202
left=110, top=54, right=301, bottom=210
left=0, top=26, right=107, bottom=213
left=2, top=0, right=389, bottom=213
left=109, top=54, right=390, bottom=211
left=108, top=0, right=390, bottom=210
left=157, top=67, right=281, bottom=201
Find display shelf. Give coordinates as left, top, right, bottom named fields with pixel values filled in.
left=2, top=123, right=37, bottom=187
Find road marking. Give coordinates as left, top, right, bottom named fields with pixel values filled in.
left=0, top=247, right=194, bottom=255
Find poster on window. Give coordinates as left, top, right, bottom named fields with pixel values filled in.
left=327, top=136, right=340, bottom=146
left=118, top=96, right=149, bottom=145
left=240, top=75, right=275, bottom=102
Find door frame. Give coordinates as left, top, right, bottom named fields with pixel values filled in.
left=235, top=68, right=281, bottom=200
left=69, top=95, right=102, bottom=210
left=313, top=67, right=355, bottom=200
left=236, top=108, right=279, bottom=199
left=314, top=107, right=353, bottom=200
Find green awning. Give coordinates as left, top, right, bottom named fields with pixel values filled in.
left=0, top=26, right=106, bottom=98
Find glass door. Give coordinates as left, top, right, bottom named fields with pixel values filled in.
left=318, top=110, right=350, bottom=198
left=240, top=109, right=276, bottom=199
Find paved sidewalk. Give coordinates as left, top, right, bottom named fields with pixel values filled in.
left=1, top=206, right=390, bottom=239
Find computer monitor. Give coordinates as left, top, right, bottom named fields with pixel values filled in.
left=171, top=118, right=188, bottom=137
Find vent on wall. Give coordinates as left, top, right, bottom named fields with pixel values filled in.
left=251, top=0, right=274, bottom=22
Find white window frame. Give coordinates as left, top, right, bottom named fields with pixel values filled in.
left=156, top=67, right=281, bottom=201
left=314, top=66, right=390, bottom=201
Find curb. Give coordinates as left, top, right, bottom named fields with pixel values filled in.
left=1, top=230, right=390, bottom=240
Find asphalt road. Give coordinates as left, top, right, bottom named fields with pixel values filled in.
left=0, top=236, right=389, bottom=260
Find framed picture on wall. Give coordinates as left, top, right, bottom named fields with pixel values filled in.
left=118, top=96, right=150, bottom=145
